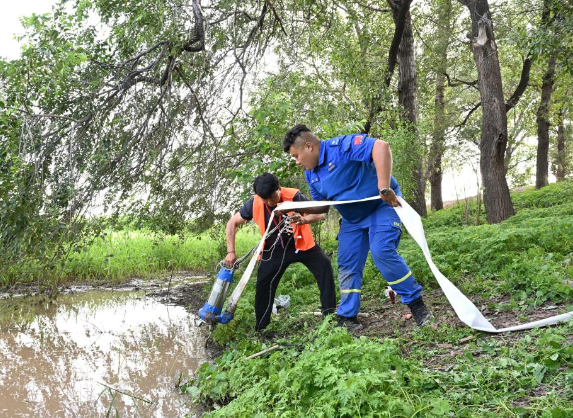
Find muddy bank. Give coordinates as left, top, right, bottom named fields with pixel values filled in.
left=146, top=276, right=211, bottom=313
left=0, top=270, right=210, bottom=299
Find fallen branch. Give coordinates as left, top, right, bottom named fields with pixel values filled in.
left=300, top=312, right=370, bottom=318
left=246, top=345, right=280, bottom=359
left=97, top=382, right=153, bottom=404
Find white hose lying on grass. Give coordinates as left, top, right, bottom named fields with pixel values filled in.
left=227, top=195, right=573, bottom=333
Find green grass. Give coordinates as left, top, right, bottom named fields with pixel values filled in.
left=189, top=322, right=453, bottom=417
left=186, top=321, right=573, bottom=417
left=1, top=226, right=261, bottom=286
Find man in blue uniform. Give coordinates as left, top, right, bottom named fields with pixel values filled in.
left=282, top=124, right=433, bottom=329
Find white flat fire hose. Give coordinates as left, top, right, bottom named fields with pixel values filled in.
left=226, top=196, right=573, bottom=332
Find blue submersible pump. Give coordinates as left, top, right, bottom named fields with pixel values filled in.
left=198, top=244, right=258, bottom=325
left=199, top=216, right=288, bottom=325
left=198, top=266, right=235, bottom=325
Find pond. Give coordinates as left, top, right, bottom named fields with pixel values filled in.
left=0, top=284, right=209, bottom=417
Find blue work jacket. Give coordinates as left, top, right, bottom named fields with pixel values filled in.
left=304, top=134, right=402, bottom=223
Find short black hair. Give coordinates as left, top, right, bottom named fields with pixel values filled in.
left=283, top=124, right=311, bottom=152
left=253, top=172, right=280, bottom=199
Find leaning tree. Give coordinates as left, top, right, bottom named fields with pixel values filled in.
left=457, top=0, right=533, bottom=223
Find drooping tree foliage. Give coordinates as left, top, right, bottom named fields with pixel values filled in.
left=0, top=0, right=285, bottom=274
left=1, top=0, right=573, bottom=281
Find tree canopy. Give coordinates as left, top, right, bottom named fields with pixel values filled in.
left=1, top=0, right=572, bottom=274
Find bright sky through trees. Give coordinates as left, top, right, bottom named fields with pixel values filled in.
left=1, top=0, right=59, bottom=60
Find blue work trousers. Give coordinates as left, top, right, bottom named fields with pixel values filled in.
left=336, top=209, right=423, bottom=318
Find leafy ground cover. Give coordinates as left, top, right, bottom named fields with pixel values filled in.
left=183, top=181, right=573, bottom=417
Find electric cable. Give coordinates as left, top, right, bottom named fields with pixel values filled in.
left=215, top=218, right=287, bottom=273
left=256, top=216, right=295, bottom=330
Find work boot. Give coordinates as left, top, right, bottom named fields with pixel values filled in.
left=407, top=297, right=434, bottom=327
left=336, top=315, right=364, bottom=332
left=255, top=328, right=276, bottom=340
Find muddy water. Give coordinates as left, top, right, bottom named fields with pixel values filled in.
left=0, top=289, right=208, bottom=417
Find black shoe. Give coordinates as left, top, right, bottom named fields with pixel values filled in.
left=335, top=315, right=364, bottom=332
left=407, top=297, right=434, bottom=327
left=255, top=328, right=276, bottom=339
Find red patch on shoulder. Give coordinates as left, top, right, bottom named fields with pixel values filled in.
left=354, top=135, right=363, bottom=145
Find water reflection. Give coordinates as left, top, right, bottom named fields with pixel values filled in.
left=0, top=290, right=207, bottom=417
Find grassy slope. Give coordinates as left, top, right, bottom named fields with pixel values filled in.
left=188, top=181, right=573, bottom=417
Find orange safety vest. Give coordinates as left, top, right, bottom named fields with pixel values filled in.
left=252, top=187, right=316, bottom=252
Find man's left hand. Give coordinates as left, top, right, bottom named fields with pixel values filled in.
left=381, top=189, right=401, bottom=207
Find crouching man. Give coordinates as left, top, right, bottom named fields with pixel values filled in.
left=225, top=172, right=337, bottom=331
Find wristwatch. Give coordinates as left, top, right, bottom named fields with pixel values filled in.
left=379, top=188, right=391, bottom=196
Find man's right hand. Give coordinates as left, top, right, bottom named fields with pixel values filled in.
left=225, top=252, right=237, bottom=268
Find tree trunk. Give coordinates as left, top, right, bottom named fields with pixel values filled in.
left=555, top=107, right=566, bottom=181
left=459, top=0, right=514, bottom=223
left=394, top=6, right=427, bottom=216
left=429, top=71, right=446, bottom=211
left=428, top=0, right=453, bottom=211
left=535, top=54, right=556, bottom=189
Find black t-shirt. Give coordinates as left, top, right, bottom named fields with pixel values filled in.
left=240, top=192, right=310, bottom=249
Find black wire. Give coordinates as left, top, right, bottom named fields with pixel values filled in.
left=256, top=222, right=294, bottom=330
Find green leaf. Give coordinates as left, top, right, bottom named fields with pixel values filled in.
left=185, top=386, right=200, bottom=399
left=430, top=399, right=451, bottom=416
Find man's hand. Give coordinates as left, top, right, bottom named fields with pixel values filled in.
left=289, top=212, right=306, bottom=225
left=224, top=252, right=237, bottom=268
left=275, top=208, right=299, bottom=216
left=380, top=189, right=401, bottom=207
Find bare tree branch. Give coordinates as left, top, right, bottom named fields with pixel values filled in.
left=14, top=108, right=89, bottom=123
left=444, top=72, right=478, bottom=88
left=266, top=0, right=288, bottom=36
left=505, top=57, right=532, bottom=113
left=351, top=0, right=392, bottom=13
left=455, top=101, right=481, bottom=129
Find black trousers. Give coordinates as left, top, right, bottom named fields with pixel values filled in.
left=254, top=244, right=336, bottom=330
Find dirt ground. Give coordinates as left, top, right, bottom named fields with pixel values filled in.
left=141, top=274, right=572, bottom=366
left=357, top=288, right=571, bottom=341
